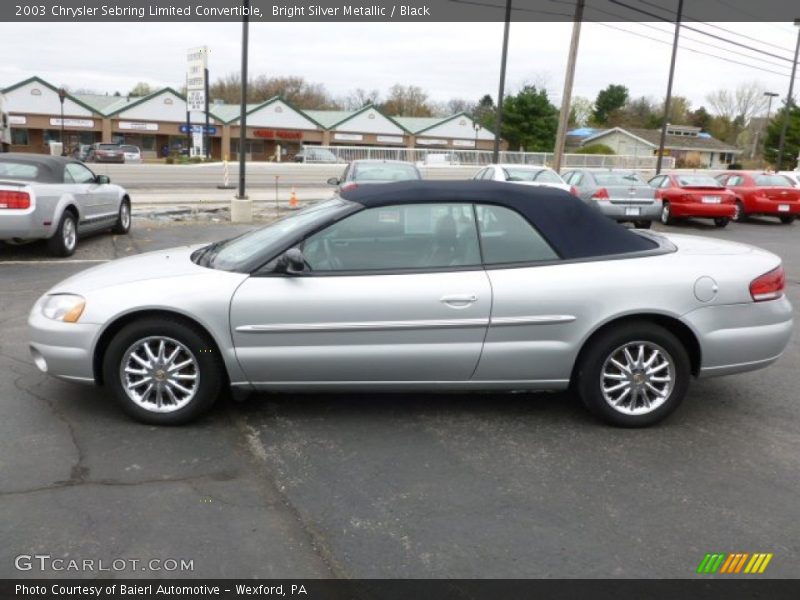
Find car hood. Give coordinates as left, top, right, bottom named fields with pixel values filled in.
left=48, top=244, right=217, bottom=293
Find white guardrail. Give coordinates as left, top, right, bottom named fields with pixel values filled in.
left=301, top=145, right=675, bottom=170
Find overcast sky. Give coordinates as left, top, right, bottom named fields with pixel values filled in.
left=0, top=21, right=798, bottom=112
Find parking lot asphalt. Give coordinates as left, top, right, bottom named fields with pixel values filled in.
left=1, top=216, right=799, bottom=579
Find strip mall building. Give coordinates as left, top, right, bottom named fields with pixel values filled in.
left=1, top=76, right=499, bottom=160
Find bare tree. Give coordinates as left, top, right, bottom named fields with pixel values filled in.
left=340, top=88, right=381, bottom=111
left=380, top=84, right=434, bottom=117
left=568, top=96, right=594, bottom=127
left=706, top=81, right=767, bottom=125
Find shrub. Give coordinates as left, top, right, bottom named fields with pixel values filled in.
left=575, top=143, right=615, bottom=155
left=165, top=156, right=174, bottom=164
left=728, top=163, right=742, bottom=170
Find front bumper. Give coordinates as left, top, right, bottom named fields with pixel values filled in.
left=593, top=199, right=662, bottom=221
left=28, top=308, right=100, bottom=384
left=684, top=296, right=793, bottom=377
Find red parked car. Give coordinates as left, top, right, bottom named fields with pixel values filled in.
left=715, top=172, right=800, bottom=224
left=649, top=173, right=736, bottom=228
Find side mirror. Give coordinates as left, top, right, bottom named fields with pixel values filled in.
left=95, top=174, right=111, bottom=184
left=326, top=177, right=340, bottom=186
left=277, top=247, right=306, bottom=274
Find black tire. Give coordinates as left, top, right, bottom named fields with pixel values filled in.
left=47, top=210, right=78, bottom=257
left=111, top=198, right=131, bottom=234
left=102, top=317, right=224, bottom=425
left=633, top=220, right=652, bottom=229
left=660, top=202, right=673, bottom=225
left=733, top=201, right=746, bottom=222
left=779, top=215, right=795, bottom=225
left=713, top=217, right=729, bottom=228
left=575, top=321, right=691, bottom=427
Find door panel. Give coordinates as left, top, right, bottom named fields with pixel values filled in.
left=230, top=271, right=492, bottom=384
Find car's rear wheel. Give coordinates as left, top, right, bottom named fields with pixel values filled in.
left=714, top=217, right=729, bottom=228
left=576, top=322, right=690, bottom=427
left=733, top=201, right=746, bottom=222
left=111, top=198, right=131, bottom=234
left=779, top=215, right=795, bottom=224
left=660, top=202, right=673, bottom=225
left=47, top=210, right=78, bottom=257
left=103, top=318, right=223, bottom=425
left=633, top=220, right=652, bottom=229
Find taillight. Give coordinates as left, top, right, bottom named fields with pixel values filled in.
left=569, top=185, right=579, bottom=197
left=750, top=265, right=785, bottom=302
left=0, top=190, right=31, bottom=209
left=591, top=187, right=609, bottom=200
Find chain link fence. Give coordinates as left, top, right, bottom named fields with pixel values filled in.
left=300, top=145, right=675, bottom=170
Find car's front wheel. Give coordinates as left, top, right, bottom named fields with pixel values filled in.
left=103, top=317, right=223, bottom=425
left=575, top=321, right=690, bottom=427
left=111, top=198, right=131, bottom=234
left=47, top=210, right=78, bottom=257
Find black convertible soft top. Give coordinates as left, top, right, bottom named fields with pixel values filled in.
left=341, top=180, right=657, bottom=259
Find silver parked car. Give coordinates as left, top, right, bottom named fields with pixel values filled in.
left=327, top=159, right=422, bottom=191
left=562, top=169, right=660, bottom=228
left=473, top=164, right=572, bottom=193
left=29, top=181, right=792, bottom=427
left=0, top=154, right=131, bottom=256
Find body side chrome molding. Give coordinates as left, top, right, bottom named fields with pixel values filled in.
left=236, top=315, right=576, bottom=334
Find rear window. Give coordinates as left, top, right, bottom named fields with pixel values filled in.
left=98, top=144, right=119, bottom=151
left=676, top=175, right=722, bottom=187
left=353, top=163, right=420, bottom=182
left=754, top=175, right=793, bottom=187
left=594, top=172, right=648, bottom=186
left=0, top=162, right=40, bottom=181
left=505, top=168, right=563, bottom=184
left=121, top=145, right=139, bottom=152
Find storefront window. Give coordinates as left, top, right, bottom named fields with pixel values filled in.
left=141, top=135, right=156, bottom=151
left=11, top=128, right=29, bottom=145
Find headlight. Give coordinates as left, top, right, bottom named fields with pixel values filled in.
left=41, top=294, right=85, bottom=323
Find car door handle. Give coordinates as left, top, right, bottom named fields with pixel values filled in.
left=440, top=294, right=478, bottom=307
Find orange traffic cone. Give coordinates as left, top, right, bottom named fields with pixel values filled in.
left=289, top=187, right=299, bottom=208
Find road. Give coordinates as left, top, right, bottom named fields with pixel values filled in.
left=1, top=216, right=799, bottom=578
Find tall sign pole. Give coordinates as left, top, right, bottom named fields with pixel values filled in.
left=553, top=0, right=585, bottom=173
left=493, top=0, right=512, bottom=163
left=186, top=46, right=209, bottom=158
left=656, top=0, right=684, bottom=175
left=237, top=0, right=249, bottom=200
left=204, top=66, right=211, bottom=159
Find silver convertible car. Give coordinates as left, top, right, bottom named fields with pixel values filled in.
left=28, top=181, right=792, bottom=427
left=0, top=154, right=131, bottom=256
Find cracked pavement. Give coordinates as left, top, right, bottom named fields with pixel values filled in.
left=1, top=216, right=799, bottom=579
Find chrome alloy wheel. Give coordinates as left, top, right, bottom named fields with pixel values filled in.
left=120, top=336, right=199, bottom=413
left=600, top=341, right=675, bottom=415
left=120, top=202, right=130, bottom=229
left=63, top=216, right=77, bottom=251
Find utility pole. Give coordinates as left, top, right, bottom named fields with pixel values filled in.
left=231, top=0, right=252, bottom=222
left=204, top=66, right=210, bottom=160
left=656, top=0, right=684, bottom=175
left=493, top=0, right=512, bottom=163
left=753, top=91, right=779, bottom=160
left=553, top=0, right=585, bottom=173
left=776, top=19, right=800, bottom=171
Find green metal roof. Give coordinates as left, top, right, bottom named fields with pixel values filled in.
left=303, top=110, right=356, bottom=129
left=393, top=116, right=448, bottom=134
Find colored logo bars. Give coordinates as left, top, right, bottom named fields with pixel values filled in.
left=697, top=552, right=773, bottom=574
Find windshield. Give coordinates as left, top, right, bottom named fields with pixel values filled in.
left=594, top=172, right=648, bottom=186
left=198, top=198, right=353, bottom=272
left=755, top=174, right=793, bottom=187
left=676, top=175, right=722, bottom=187
left=353, top=163, right=420, bottom=182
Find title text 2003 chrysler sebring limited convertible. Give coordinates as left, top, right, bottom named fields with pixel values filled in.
left=29, top=181, right=793, bottom=427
